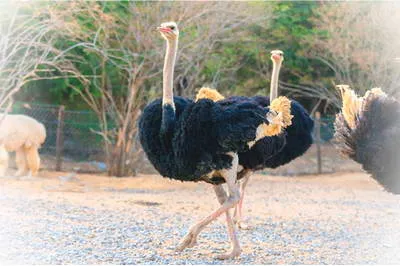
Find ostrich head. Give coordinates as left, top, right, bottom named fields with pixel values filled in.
left=158, top=22, right=179, bottom=40
left=270, top=50, right=284, bottom=64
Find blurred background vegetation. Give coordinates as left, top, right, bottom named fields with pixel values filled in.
left=1, top=1, right=400, bottom=175
left=4, top=1, right=399, bottom=112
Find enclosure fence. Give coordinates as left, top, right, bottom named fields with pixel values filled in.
left=11, top=102, right=104, bottom=166
left=10, top=102, right=337, bottom=173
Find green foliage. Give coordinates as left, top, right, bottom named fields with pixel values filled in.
left=267, top=1, right=330, bottom=85
left=14, top=1, right=388, bottom=113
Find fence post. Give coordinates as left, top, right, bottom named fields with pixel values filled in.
left=56, top=105, right=65, bottom=171
left=315, top=111, right=322, bottom=174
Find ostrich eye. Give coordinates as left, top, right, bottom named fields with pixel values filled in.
left=170, top=26, right=175, bottom=30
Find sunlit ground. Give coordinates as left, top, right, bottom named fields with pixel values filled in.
left=0, top=171, right=399, bottom=264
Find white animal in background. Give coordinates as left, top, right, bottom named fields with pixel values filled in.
left=0, top=144, right=8, bottom=176
left=0, top=114, right=46, bottom=176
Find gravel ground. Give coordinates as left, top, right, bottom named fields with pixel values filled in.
left=0, top=171, right=400, bottom=264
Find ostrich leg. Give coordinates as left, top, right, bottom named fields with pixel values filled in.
left=176, top=153, right=241, bottom=259
left=233, top=171, right=252, bottom=229
left=214, top=185, right=241, bottom=259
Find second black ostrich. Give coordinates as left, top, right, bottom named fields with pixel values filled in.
left=196, top=51, right=314, bottom=228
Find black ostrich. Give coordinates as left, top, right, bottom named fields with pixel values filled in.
left=335, top=85, right=400, bottom=194
left=196, top=50, right=314, bottom=228
left=138, top=22, right=291, bottom=259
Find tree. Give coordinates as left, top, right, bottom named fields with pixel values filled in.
left=0, top=2, right=59, bottom=111
left=28, top=1, right=273, bottom=176
left=310, top=2, right=400, bottom=97
left=267, top=1, right=400, bottom=114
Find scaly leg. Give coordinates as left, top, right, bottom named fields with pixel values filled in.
left=214, top=185, right=241, bottom=259
left=233, top=171, right=252, bottom=229
left=180, top=185, right=240, bottom=252
left=176, top=153, right=241, bottom=259
left=15, top=148, right=28, bottom=176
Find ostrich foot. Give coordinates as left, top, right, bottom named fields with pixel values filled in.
left=233, top=213, right=250, bottom=230
left=175, top=227, right=199, bottom=251
left=215, top=247, right=241, bottom=260
left=236, top=221, right=250, bottom=230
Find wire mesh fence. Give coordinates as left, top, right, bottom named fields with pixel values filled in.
left=11, top=102, right=105, bottom=162
left=8, top=102, right=338, bottom=174
left=319, top=115, right=336, bottom=143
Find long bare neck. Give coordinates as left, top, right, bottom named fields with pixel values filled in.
left=269, top=61, right=282, bottom=101
left=162, top=38, right=178, bottom=109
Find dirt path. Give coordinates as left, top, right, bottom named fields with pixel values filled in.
left=0, top=171, right=399, bottom=264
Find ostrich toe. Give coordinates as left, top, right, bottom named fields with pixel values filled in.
left=236, top=221, right=250, bottom=230
left=215, top=247, right=242, bottom=260
left=175, top=228, right=199, bottom=251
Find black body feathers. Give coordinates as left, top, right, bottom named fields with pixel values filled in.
left=335, top=95, right=400, bottom=194
left=218, top=96, right=314, bottom=170
left=263, top=99, right=314, bottom=168
left=139, top=97, right=191, bottom=179
left=138, top=96, right=272, bottom=183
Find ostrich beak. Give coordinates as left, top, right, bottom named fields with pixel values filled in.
left=157, top=26, right=171, bottom=33
left=272, top=54, right=281, bottom=61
